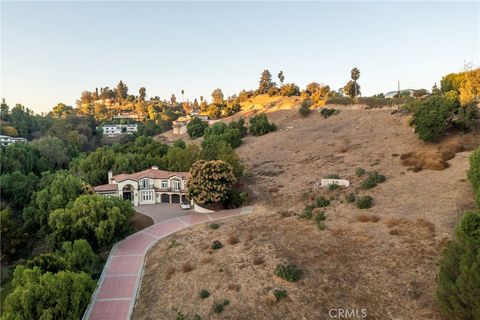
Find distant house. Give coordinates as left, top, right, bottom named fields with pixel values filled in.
left=101, top=124, right=138, bottom=137
left=94, top=166, right=189, bottom=206
left=172, top=114, right=209, bottom=135
left=0, top=135, right=27, bottom=147
left=384, top=89, right=416, bottom=99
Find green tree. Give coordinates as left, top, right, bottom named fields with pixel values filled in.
left=173, top=139, right=186, bottom=149
left=48, top=194, right=134, bottom=248
left=59, top=239, right=99, bottom=275
left=187, top=160, right=236, bottom=204
left=139, top=87, right=146, bottom=101
left=203, top=122, right=242, bottom=148
left=201, top=140, right=244, bottom=177
left=342, top=80, right=361, bottom=99
left=51, top=103, right=73, bottom=118
left=248, top=113, right=277, bottom=136
left=211, top=88, right=224, bottom=105
left=1, top=98, right=10, bottom=120
left=258, top=69, right=275, bottom=94
left=23, top=172, right=84, bottom=230
left=115, top=80, right=129, bottom=104
left=278, top=71, right=285, bottom=86
left=187, top=117, right=208, bottom=138
left=279, top=83, right=300, bottom=97
left=3, top=266, right=95, bottom=320
left=437, top=210, right=480, bottom=320
left=0, top=171, right=39, bottom=209
left=32, top=136, right=70, bottom=169
left=0, top=209, right=26, bottom=262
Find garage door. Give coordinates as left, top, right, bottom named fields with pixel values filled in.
left=171, top=194, right=180, bottom=204
left=161, top=194, right=170, bottom=203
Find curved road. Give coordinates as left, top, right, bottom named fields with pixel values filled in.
left=83, top=206, right=254, bottom=320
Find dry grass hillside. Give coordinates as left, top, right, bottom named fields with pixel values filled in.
left=136, top=106, right=480, bottom=320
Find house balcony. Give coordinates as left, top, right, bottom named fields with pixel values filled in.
left=154, top=187, right=186, bottom=193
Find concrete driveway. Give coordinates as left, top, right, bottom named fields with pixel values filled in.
left=134, top=204, right=195, bottom=223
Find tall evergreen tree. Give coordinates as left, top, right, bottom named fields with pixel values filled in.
left=115, top=81, right=128, bottom=104
left=139, top=87, right=146, bottom=101
left=258, top=69, right=275, bottom=94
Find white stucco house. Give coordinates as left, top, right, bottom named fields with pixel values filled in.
left=101, top=124, right=138, bottom=137
left=0, top=135, right=27, bottom=147
left=93, top=166, right=189, bottom=206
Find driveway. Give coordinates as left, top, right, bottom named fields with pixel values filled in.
left=83, top=206, right=254, bottom=320
left=134, top=204, right=195, bottom=223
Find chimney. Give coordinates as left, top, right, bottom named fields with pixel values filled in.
left=151, top=166, right=159, bottom=170
left=108, top=171, right=113, bottom=184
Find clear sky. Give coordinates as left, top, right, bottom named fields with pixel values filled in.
left=1, top=1, right=479, bottom=114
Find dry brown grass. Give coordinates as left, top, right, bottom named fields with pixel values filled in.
left=181, top=262, right=194, bottom=273
left=228, top=283, right=241, bottom=291
left=200, top=256, right=213, bottom=264
left=268, top=186, right=280, bottom=193
left=357, top=214, right=380, bottom=223
left=389, top=228, right=402, bottom=236
left=252, top=256, right=264, bottom=265
left=165, top=266, right=175, bottom=280
left=227, top=234, right=240, bottom=245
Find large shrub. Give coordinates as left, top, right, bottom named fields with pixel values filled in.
left=249, top=113, right=277, bottom=136
left=2, top=266, right=95, bottom=320
left=436, top=210, right=480, bottom=320
left=202, top=122, right=242, bottom=149
left=299, top=100, right=311, bottom=117
left=48, top=194, right=134, bottom=248
left=187, top=160, right=236, bottom=204
left=467, top=148, right=480, bottom=193
left=410, top=92, right=478, bottom=142
left=279, top=83, right=300, bottom=97
left=187, top=117, right=208, bottom=138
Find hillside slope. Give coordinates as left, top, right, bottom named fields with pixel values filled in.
left=135, top=107, right=479, bottom=320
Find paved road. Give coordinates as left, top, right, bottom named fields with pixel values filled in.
left=83, top=206, right=254, bottom=320
left=134, top=204, right=195, bottom=223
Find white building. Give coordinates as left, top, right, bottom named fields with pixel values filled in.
left=0, top=135, right=27, bottom=147
left=94, top=166, right=189, bottom=206
left=101, top=124, right=138, bottom=137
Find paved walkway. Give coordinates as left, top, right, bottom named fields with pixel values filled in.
left=83, top=206, right=254, bottom=320
left=134, top=204, right=195, bottom=223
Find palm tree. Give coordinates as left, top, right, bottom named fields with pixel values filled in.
left=350, top=68, right=360, bottom=98
left=181, top=89, right=185, bottom=102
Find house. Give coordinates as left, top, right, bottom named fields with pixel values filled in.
left=0, top=135, right=27, bottom=147
left=113, top=112, right=143, bottom=121
left=94, top=166, right=189, bottom=206
left=101, top=124, right=138, bottom=137
left=172, top=117, right=189, bottom=135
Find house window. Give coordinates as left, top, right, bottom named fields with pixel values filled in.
left=172, top=179, right=181, bottom=191
left=140, top=179, right=150, bottom=189
left=161, top=180, right=168, bottom=189
left=141, top=191, right=153, bottom=201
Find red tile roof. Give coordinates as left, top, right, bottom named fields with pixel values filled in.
left=113, top=168, right=189, bottom=182
left=94, top=184, right=117, bottom=192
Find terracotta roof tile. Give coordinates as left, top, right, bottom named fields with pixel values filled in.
left=113, top=168, right=189, bottom=182
left=94, top=184, right=117, bottom=192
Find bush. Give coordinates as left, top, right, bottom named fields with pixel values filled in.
left=436, top=210, right=480, bottom=320
left=345, top=193, right=356, bottom=204
left=315, top=197, right=330, bottom=208
left=355, top=167, right=366, bottom=177
left=202, top=122, right=242, bottom=149
left=187, top=117, right=208, bottom=138
left=199, top=289, right=210, bottom=299
left=274, top=264, right=302, bottom=282
left=209, top=223, right=220, bottom=230
left=273, top=289, right=288, bottom=300
left=279, top=83, right=300, bottom=97
left=325, top=174, right=340, bottom=179
left=48, top=194, right=134, bottom=248
left=221, top=188, right=247, bottom=209
left=320, top=108, right=340, bottom=118
left=212, top=302, right=225, bottom=314
left=2, top=266, right=95, bottom=320
left=211, top=240, right=223, bottom=250
left=300, top=205, right=314, bottom=219
left=249, top=113, right=277, bottom=136
left=299, top=100, right=311, bottom=117
left=360, top=171, right=386, bottom=190
left=187, top=160, right=236, bottom=205
left=328, top=184, right=339, bottom=191
left=315, top=212, right=327, bottom=230
left=467, top=148, right=480, bottom=193
left=356, top=196, right=374, bottom=209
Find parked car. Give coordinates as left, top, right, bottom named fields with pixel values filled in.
left=180, top=202, right=191, bottom=210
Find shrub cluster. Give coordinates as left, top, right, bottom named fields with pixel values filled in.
left=211, top=240, right=223, bottom=250
left=345, top=193, right=356, bottom=204
left=249, top=113, right=277, bottom=136
left=273, top=289, right=288, bottom=300
left=199, top=289, right=210, bottom=299
left=274, top=263, right=303, bottom=282
left=299, top=100, right=311, bottom=117
left=468, top=148, right=480, bottom=207
left=356, top=196, right=374, bottom=209
left=187, top=117, right=208, bottom=138
left=320, top=108, right=340, bottom=118
left=360, top=171, right=386, bottom=190
left=355, top=167, right=366, bottom=177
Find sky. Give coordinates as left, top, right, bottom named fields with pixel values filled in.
left=1, top=1, right=479, bottom=114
